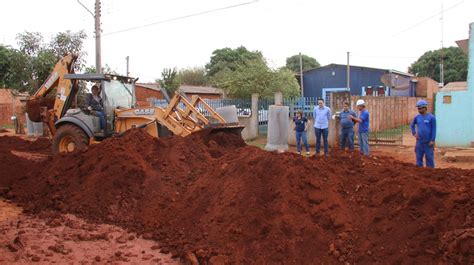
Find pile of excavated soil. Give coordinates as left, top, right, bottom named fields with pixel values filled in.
left=1, top=129, right=473, bottom=264
left=0, top=136, right=51, bottom=153
left=0, top=136, right=51, bottom=188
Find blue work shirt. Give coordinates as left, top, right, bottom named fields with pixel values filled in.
left=410, top=113, right=436, bottom=143
left=359, top=109, right=370, bottom=133
left=340, top=109, right=357, bottom=129
left=293, top=116, right=308, bottom=132
left=313, top=106, right=331, bottom=129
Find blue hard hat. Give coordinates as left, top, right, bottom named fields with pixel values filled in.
left=416, top=100, right=428, bottom=108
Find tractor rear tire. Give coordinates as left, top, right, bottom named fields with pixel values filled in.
left=52, top=124, right=90, bottom=154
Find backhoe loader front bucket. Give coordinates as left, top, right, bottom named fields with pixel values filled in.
left=207, top=124, right=245, bottom=136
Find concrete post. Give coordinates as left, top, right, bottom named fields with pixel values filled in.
left=250, top=93, right=259, bottom=138
left=328, top=93, right=337, bottom=147
left=275, top=92, right=283, bottom=105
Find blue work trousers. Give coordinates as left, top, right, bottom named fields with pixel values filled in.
left=415, top=141, right=435, bottom=168
left=315, top=128, right=329, bottom=154
left=95, top=111, right=106, bottom=130
left=340, top=127, right=354, bottom=150
left=295, top=131, right=310, bottom=152
left=358, top=132, right=370, bottom=155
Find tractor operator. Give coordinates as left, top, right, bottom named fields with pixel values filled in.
left=86, top=85, right=106, bottom=131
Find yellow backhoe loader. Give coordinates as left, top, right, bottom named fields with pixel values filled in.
left=26, top=54, right=243, bottom=153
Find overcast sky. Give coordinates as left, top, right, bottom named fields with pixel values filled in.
left=1, top=0, right=472, bottom=82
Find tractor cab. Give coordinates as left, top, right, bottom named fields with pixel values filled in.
left=60, top=74, right=138, bottom=138
left=49, top=74, right=137, bottom=153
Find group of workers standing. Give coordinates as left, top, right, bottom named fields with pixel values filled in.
left=293, top=98, right=436, bottom=168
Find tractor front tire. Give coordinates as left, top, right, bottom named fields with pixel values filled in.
left=52, top=124, right=89, bottom=154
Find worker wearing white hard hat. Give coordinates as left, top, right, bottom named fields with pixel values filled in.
left=356, top=99, right=366, bottom=106
left=349, top=99, right=370, bottom=155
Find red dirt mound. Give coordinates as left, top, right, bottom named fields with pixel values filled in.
left=2, top=129, right=473, bottom=264
left=0, top=136, right=51, bottom=190
left=0, top=149, right=33, bottom=189
left=0, top=135, right=51, bottom=153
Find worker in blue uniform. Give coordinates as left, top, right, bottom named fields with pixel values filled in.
left=410, top=100, right=436, bottom=168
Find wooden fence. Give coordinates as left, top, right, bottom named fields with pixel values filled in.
left=350, top=96, right=432, bottom=133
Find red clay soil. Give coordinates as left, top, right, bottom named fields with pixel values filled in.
left=0, top=135, right=51, bottom=153
left=0, top=136, right=51, bottom=188
left=1, top=129, right=473, bottom=264
left=0, top=202, right=178, bottom=264
left=0, top=129, right=8, bottom=133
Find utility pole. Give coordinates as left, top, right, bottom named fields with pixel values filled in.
left=126, top=56, right=130, bottom=76
left=95, top=0, right=102, bottom=74
left=439, top=2, right=444, bottom=87
left=299, top=53, right=304, bottom=97
left=77, top=0, right=101, bottom=74
left=346, top=51, right=350, bottom=90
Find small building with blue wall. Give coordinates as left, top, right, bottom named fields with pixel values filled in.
left=302, top=64, right=415, bottom=103
left=435, top=22, right=474, bottom=147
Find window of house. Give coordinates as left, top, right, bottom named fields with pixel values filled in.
left=443, top=95, right=452, bottom=104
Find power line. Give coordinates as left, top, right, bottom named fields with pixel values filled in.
left=351, top=54, right=418, bottom=59
left=103, top=0, right=259, bottom=36
left=392, top=0, right=464, bottom=37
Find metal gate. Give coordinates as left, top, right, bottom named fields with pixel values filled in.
left=257, top=98, right=273, bottom=135
left=351, top=96, right=405, bottom=146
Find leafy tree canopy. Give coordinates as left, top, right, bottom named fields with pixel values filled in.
left=210, top=59, right=300, bottom=98
left=0, top=30, right=87, bottom=94
left=285, top=54, right=320, bottom=73
left=157, top=68, right=180, bottom=95
left=205, top=46, right=264, bottom=77
left=178, top=67, right=207, bottom=86
left=409, top=47, right=468, bottom=84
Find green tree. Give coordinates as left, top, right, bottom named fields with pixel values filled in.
left=0, top=45, right=14, bottom=88
left=210, top=60, right=299, bottom=98
left=409, top=47, right=468, bottom=84
left=49, top=30, right=88, bottom=70
left=16, top=31, right=43, bottom=56
left=177, top=67, right=207, bottom=86
left=0, top=45, right=29, bottom=90
left=5, top=30, right=88, bottom=94
left=285, top=54, right=320, bottom=73
left=157, top=68, right=180, bottom=94
left=205, top=46, right=264, bottom=77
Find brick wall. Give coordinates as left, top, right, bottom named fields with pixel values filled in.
left=0, top=89, right=26, bottom=125
left=415, top=77, right=439, bottom=100
left=135, top=85, right=164, bottom=107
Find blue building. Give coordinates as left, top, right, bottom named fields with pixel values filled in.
left=435, top=22, right=474, bottom=147
left=302, top=64, right=415, bottom=102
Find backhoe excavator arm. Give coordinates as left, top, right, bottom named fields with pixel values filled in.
left=26, top=54, right=78, bottom=135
